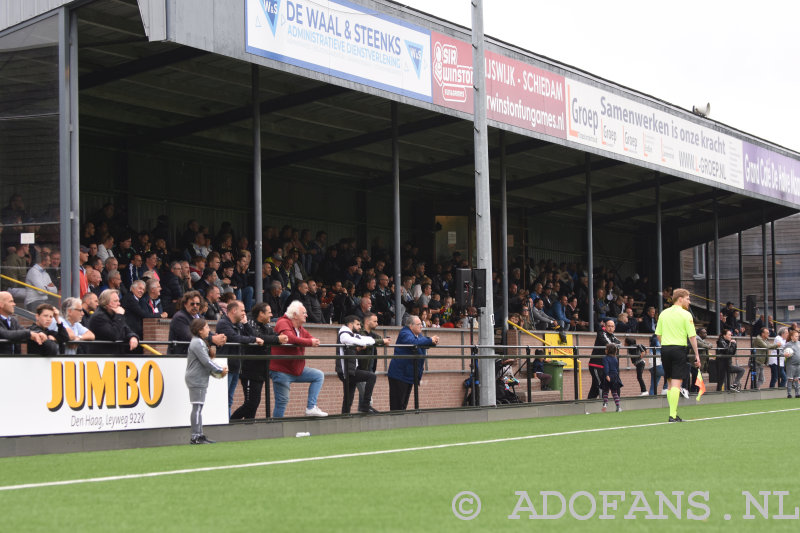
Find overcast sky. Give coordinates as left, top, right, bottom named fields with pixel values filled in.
left=401, top=0, right=799, bottom=153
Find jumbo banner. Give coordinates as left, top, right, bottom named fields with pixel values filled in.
left=246, top=0, right=432, bottom=102
left=565, top=78, right=744, bottom=190
left=431, top=31, right=566, bottom=139
left=0, top=357, right=229, bottom=437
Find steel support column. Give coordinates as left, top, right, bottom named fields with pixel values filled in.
left=762, top=210, right=768, bottom=320
left=252, top=65, right=263, bottom=303
left=586, top=154, right=594, bottom=332
left=471, top=0, right=496, bottom=406
left=59, top=8, right=79, bottom=299
left=738, top=231, right=743, bottom=310
left=500, top=131, right=509, bottom=345
left=713, top=196, right=720, bottom=334
left=656, top=173, right=663, bottom=313
left=392, top=102, right=402, bottom=326
left=771, top=220, right=777, bottom=323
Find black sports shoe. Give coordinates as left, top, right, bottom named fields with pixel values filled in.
left=198, top=435, right=216, bottom=444
left=190, top=436, right=204, bottom=445
left=668, top=416, right=684, bottom=423
left=358, top=406, right=380, bottom=414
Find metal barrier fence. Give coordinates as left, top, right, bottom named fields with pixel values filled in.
left=1, top=338, right=783, bottom=417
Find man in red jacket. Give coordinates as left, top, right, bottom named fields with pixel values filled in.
left=270, top=300, right=326, bottom=417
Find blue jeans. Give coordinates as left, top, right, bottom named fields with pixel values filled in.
left=649, top=365, right=664, bottom=395
left=769, top=364, right=787, bottom=388
left=234, top=286, right=254, bottom=312
left=270, top=367, right=325, bottom=418
left=227, top=370, right=240, bottom=416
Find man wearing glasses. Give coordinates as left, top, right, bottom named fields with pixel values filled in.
left=60, top=297, right=95, bottom=354
left=167, top=290, right=226, bottom=355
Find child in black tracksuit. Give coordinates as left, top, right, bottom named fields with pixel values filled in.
left=602, top=344, right=623, bottom=412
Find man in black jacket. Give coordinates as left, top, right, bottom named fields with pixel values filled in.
left=121, top=280, right=148, bottom=338
left=28, top=303, right=71, bottom=355
left=0, top=291, right=46, bottom=354
left=588, top=318, right=620, bottom=399
left=336, top=315, right=379, bottom=414
left=230, top=302, right=287, bottom=419
left=215, top=300, right=263, bottom=416
left=167, top=291, right=225, bottom=355
left=86, top=289, right=139, bottom=355
left=716, top=328, right=744, bottom=391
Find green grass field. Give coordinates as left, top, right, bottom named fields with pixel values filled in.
left=2, top=399, right=799, bottom=532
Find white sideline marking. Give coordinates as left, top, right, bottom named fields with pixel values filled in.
left=2, top=407, right=798, bottom=492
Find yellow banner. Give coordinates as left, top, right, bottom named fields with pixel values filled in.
left=543, top=333, right=575, bottom=369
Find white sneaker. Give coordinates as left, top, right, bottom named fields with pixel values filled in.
left=640, top=391, right=649, bottom=396
left=680, top=388, right=689, bottom=399
left=305, top=406, right=328, bottom=417
left=661, top=389, right=668, bottom=395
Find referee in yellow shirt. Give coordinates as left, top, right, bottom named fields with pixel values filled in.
left=655, top=288, right=701, bottom=422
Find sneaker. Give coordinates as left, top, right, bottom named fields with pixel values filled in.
left=601, top=402, right=608, bottom=412
left=616, top=406, right=622, bottom=412
left=731, top=384, right=741, bottom=392
left=661, top=389, right=668, bottom=395
left=680, top=388, right=689, bottom=399
left=640, top=391, right=649, bottom=396
left=190, top=436, right=209, bottom=445
left=358, top=406, right=380, bottom=414
left=668, top=416, right=684, bottom=423
left=198, top=435, right=215, bottom=444
left=788, top=395, right=792, bottom=399
left=305, top=405, right=328, bottom=417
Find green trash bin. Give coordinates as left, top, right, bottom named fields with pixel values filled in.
left=542, top=360, right=566, bottom=400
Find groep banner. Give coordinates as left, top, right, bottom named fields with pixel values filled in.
left=0, top=357, right=228, bottom=437
left=246, top=0, right=432, bottom=102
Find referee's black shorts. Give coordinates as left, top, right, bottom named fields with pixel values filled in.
left=662, top=345, right=689, bottom=380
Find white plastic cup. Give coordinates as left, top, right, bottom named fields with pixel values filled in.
left=295, top=431, right=311, bottom=438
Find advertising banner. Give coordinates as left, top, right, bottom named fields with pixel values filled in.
left=565, top=78, right=744, bottom=190
left=246, top=0, right=432, bottom=101
left=431, top=31, right=566, bottom=139
left=742, top=142, right=800, bottom=205
left=0, top=357, right=229, bottom=437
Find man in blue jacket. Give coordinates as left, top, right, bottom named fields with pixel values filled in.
left=387, top=314, right=439, bottom=411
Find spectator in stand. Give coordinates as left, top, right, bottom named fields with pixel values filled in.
left=46, top=250, right=61, bottom=291
left=258, top=276, right=280, bottom=316
left=753, top=327, right=780, bottom=389
left=27, top=303, right=70, bottom=356
left=550, top=294, right=571, bottom=331
left=193, top=267, right=217, bottom=297
left=726, top=310, right=745, bottom=337
left=86, top=289, right=139, bottom=355
left=133, top=230, right=151, bottom=257
left=184, top=231, right=210, bottom=261
left=81, top=292, right=98, bottom=327
left=80, top=221, right=96, bottom=247
left=24, top=251, right=57, bottom=311
left=769, top=327, right=789, bottom=389
left=231, top=251, right=254, bottom=311
left=121, top=253, right=143, bottom=289
left=121, top=280, right=149, bottom=339
left=305, top=279, right=324, bottom=324
left=2, top=243, right=30, bottom=298
left=102, top=269, right=126, bottom=297
left=161, top=261, right=184, bottom=315
left=61, top=297, right=94, bottom=354
left=716, top=328, right=743, bottom=392
left=616, top=312, right=632, bottom=333
left=179, top=219, right=200, bottom=251
left=179, top=260, right=193, bottom=293
left=387, top=314, right=439, bottom=411
left=168, top=291, right=226, bottom=355
left=215, top=300, right=263, bottom=416
left=204, top=285, right=222, bottom=320
left=113, top=234, right=136, bottom=270
left=270, top=301, right=326, bottom=418
left=141, top=278, right=168, bottom=319
left=640, top=306, right=657, bottom=334
left=96, top=233, right=115, bottom=263
left=354, top=292, right=372, bottom=322
left=593, top=288, right=610, bottom=329
left=530, top=298, right=558, bottom=330
left=231, top=302, right=288, bottom=420
left=530, top=349, right=553, bottom=390
left=0, top=291, right=46, bottom=354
